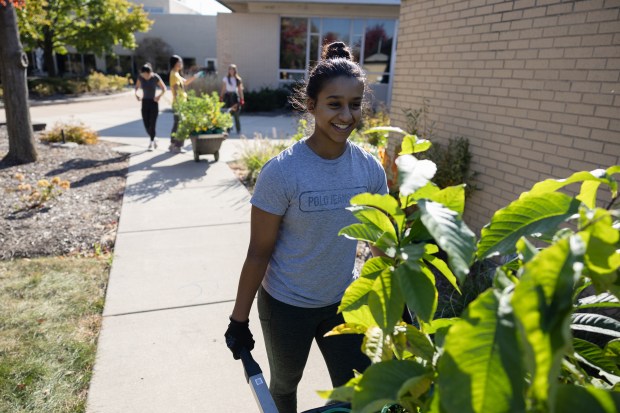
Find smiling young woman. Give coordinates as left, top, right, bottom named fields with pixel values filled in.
left=224, top=42, right=387, bottom=413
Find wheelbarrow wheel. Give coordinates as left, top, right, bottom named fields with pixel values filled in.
left=214, top=150, right=220, bottom=162
left=194, top=151, right=200, bottom=162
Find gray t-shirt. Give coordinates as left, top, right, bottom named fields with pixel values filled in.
left=251, top=139, right=388, bottom=308
left=139, top=73, right=163, bottom=100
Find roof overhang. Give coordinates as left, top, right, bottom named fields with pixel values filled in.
left=216, top=0, right=400, bottom=13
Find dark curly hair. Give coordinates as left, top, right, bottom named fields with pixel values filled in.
left=291, top=42, right=367, bottom=112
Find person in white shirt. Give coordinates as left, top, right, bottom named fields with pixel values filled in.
left=219, top=64, right=244, bottom=134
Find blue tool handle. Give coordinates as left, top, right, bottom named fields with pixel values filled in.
left=240, top=347, right=262, bottom=381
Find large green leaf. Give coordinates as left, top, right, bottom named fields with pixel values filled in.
left=352, top=359, right=432, bottom=413
left=340, top=257, right=392, bottom=313
left=348, top=205, right=398, bottom=250
left=395, top=265, right=437, bottom=324
left=392, top=323, right=436, bottom=362
left=418, top=200, right=476, bottom=283
left=317, top=374, right=362, bottom=403
left=398, top=243, right=426, bottom=268
left=428, top=185, right=466, bottom=216
left=477, top=193, right=581, bottom=259
left=573, top=338, right=619, bottom=375
left=364, top=126, right=408, bottom=136
left=605, top=339, right=620, bottom=364
left=512, top=236, right=585, bottom=411
left=579, top=180, right=602, bottom=209
left=368, top=264, right=404, bottom=332
left=423, top=253, right=461, bottom=293
left=524, top=169, right=615, bottom=201
left=350, top=193, right=406, bottom=236
left=579, top=209, right=620, bottom=292
left=438, top=289, right=525, bottom=413
left=339, top=223, right=383, bottom=244
left=571, top=312, right=620, bottom=338
left=555, top=384, right=620, bottom=413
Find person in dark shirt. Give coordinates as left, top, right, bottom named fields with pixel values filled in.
left=135, top=63, right=166, bottom=151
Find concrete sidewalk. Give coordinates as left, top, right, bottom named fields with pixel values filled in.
left=84, top=96, right=333, bottom=412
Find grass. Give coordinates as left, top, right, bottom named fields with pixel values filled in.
left=0, top=256, right=110, bottom=413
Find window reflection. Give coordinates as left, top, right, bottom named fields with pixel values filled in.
left=280, top=17, right=308, bottom=70
left=279, top=17, right=395, bottom=85
left=363, top=20, right=394, bottom=84
left=321, top=18, right=350, bottom=47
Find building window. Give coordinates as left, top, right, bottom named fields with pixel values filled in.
left=280, top=17, right=307, bottom=80
left=279, top=17, right=396, bottom=85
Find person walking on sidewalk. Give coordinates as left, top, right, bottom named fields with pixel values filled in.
left=225, top=42, right=387, bottom=413
left=135, top=63, right=166, bottom=151
left=220, top=64, right=244, bottom=134
left=169, top=54, right=200, bottom=153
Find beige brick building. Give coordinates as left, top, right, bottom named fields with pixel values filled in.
left=389, top=0, right=620, bottom=233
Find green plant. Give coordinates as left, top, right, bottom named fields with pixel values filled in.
left=319, top=126, right=620, bottom=412
left=86, top=72, right=128, bottom=93
left=40, top=121, right=99, bottom=145
left=418, top=136, right=477, bottom=197
left=173, top=91, right=233, bottom=141
left=403, top=98, right=434, bottom=140
left=242, top=87, right=290, bottom=112
left=291, top=118, right=308, bottom=142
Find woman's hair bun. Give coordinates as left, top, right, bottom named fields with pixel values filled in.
left=321, top=42, right=353, bottom=61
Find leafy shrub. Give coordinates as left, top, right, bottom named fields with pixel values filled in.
left=32, top=82, right=56, bottom=97
left=418, top=136, right=477, bottom=197
left=172, top=91, right=233, bottom=141
left=242, top=87, right=290, bottom=113
left=86, top=72, right=129, bottom=93
left=403, top=97, right=434, bottom=140
left=40, top=121, right=99, bottom=145
left=321, top=125, right=620, bottom=413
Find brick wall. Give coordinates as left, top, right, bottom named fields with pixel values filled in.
left=389, top=0, right=620, bottom=233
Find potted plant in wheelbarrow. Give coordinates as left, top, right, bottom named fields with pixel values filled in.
left=173, top=90, right=233, bottom=162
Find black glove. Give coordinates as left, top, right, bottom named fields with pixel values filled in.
left=225, top=317, right=255, bottom=360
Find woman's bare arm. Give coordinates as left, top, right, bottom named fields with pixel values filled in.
left=230, top=206, right=283, bottom=322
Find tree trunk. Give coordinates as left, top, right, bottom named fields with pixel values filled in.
left=43, top=27, right=56, bottom=76
left=0, top=2, right=37, bottom=164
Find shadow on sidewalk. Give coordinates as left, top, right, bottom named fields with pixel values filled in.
left=123, top=152, right=244, bottom=204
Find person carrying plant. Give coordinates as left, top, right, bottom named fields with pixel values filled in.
left=225, top=42, right=387, bottom=413
left=219, top=64, right=244, bottom=134
left=135, top=63, right=166, bottom=151
left=169, top=54, right=200, bottom=153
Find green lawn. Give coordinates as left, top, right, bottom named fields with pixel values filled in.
left=0, top=256, right=110, bottom=413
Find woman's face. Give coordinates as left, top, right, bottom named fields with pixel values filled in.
left=309, top=76, right=364, bottom=146
left=228, top=66, right=236, bottom=76
left=175, top=60, right=183, bottom=71
left=142, top=71, right=153, bottom=80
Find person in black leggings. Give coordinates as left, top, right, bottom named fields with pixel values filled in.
left=135, top=63, right=166, bottom=151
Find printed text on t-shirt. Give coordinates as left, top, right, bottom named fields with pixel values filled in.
left=299, top=187, right=367, bottom=212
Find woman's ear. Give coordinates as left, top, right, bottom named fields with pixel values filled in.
left=307, top=99, right=316, bottom=113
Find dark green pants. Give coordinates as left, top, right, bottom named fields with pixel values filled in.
left=257, top=287, right=369, bottom=413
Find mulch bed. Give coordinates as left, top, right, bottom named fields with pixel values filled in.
left=0, top=128, right=129, bottom=259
